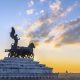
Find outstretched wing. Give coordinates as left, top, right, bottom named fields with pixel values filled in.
left=10, top=27, right=15, bottom=39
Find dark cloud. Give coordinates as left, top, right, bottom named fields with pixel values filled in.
left=43, top=18, right=80, bottom=47
left=62, top=19, right=80, bottom=43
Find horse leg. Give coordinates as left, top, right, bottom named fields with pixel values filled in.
left=8, top=53, right=11, bottom=57
left=30, top=53, right=34, bottom=60
left=10, top=52, right=13, bottom=57
left=22, top=55, right=24, bottom=58
left=15, top=53, right=18, bottom=58
left=27, top=55, right=30, bottom=58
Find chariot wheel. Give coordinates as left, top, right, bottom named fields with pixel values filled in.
left=30, top=54, right=34, bottom=60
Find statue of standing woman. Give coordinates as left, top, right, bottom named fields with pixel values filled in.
left=10, top=27, right=20, bottom=48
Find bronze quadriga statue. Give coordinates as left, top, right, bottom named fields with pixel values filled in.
left=5, top=27, right=35, bottom=59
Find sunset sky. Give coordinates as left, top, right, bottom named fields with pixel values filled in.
left=0, top=0, right=80, bottom=73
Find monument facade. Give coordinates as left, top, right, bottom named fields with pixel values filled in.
left=0, top=27, right=58, bottom=80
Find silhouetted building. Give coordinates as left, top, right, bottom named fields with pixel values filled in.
left=58, top=73, right=80, bottom=80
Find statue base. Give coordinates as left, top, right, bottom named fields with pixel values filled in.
left=0, top=57, right=58, bottom=80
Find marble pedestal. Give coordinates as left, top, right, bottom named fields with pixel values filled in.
left=0, top=57, right=58, bottom=80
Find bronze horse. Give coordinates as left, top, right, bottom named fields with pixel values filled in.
left=6, top=43, right=35, bottom=59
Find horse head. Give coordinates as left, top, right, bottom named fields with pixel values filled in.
left=28, top=42, right=35, bottom=48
